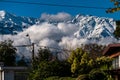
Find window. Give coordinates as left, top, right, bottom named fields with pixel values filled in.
left=112, top=56, right=119, bottom=69
left=14, top=72, right=28, bottom=80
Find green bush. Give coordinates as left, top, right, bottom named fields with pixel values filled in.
left=45, top=76, right=76, bottom=80
left=28, top=60, right=71, bottom=80
left=44, top=76, right=60, bottom=80
left=89, top=69, right=106, bottom=80
left=76, top=74, right=90, bottom=80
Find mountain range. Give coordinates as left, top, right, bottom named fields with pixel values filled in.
left=0, top=10, right=117, bottom=46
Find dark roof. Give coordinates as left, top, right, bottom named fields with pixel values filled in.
left=103, top=43, right=120, bottom=55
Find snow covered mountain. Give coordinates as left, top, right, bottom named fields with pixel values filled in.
left=0, top=10, right=118, bottom=57
left=0, top=10, right=37, bottom=34
left=0, top=10, right=117, bottom=45
left=72, top=14, right=116, bottom=39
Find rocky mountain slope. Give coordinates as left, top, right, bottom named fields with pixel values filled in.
left=0, top=10, right=117, bottom=46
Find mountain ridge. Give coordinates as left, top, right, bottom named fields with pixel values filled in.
left=0, top=10, right=38, bottom=34
left=0, top=10, right=117, bottom=43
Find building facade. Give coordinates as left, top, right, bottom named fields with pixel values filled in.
left=103, top=43, right=120, bottom=80
left=0, top=62, right=28, bottom=80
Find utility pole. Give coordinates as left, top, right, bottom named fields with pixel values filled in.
left=26, top=34, right=35, bottom=62
left=32, top=43, right=35, bottom=61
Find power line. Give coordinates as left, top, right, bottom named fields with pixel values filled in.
left=1, top=0, right=108, bottom=10
left=14, top=44, right=71, bottom=52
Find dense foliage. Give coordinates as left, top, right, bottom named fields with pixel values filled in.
left=28, top=44, right=113, bottom=80
left=82, top=44, right=105, bottom=59
left=17, top=55, right=28, bottom=66
left=45, top=76, right=76, bottom=80
left=114, top=21, right=120, bottom=39
left=68, top=48, right=91, bottom=76
left=28, top=60, right=71, bottom=80
left=28, top=48, right=71, bottom=80
left=68, top=48, right=113, bottom=79
left=0, top=39, right=114, bottom=80
left=32, top=47, right=53, bottom=69
left=0, top=40, right=16, bottom=66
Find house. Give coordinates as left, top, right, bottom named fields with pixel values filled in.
left=103, top=43, right=120, bottom=80
left=0, top=62, right=28, bottom=80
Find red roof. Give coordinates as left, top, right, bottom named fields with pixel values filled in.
left=103, top=43, right=120, bottom=55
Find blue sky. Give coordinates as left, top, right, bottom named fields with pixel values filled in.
left=0, top=0, right=120, bottom=20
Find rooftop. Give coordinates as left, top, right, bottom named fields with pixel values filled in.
left=103, top=43, right=120, bottom=56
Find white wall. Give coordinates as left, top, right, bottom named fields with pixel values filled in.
left=0, top=71, right=4, bottom=80
left=0, top=71, right=2, bottom=80
left=112, top=56, right=120, bottom=69
left=119, top=55, right=120, bottom=69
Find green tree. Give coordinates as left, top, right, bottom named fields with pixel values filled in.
left=0, top=40, right=16, bottom=66
left=89, top=69, right=106, bottom=80
left=28, top=60, right=71, bottom=80
left=32, top=47, right=53, bottom=69
left=35, top=47, right=53, bottom=62
left=106, top=0, right=120, bottom=13
left=79, top=52, right=92, bottom=74
left=114, top=21, right=120, bottom=39
left=71, top=58, right=79, bottom=74
left=68, top=48, right=85, bottom=64
left=68, top=48, right=92, bottom=76
left=82, top=43, right=105, bottom=59
left=17, top=55, right=28, bottom=66
left=68, top=48, right=113, bottom=79
left=95, top=56, right=112, bottom=70
left=28, top=47, right=71, bottom=80
left=77, top=74, right=90, bottom=80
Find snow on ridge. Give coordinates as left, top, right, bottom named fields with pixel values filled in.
left=73, top=14, right=116, bottom=40
left=0, top=10, right=5, bottom=20
left=0, top=11, right=118, bottom=57
left=0, top=10, right=37, bottom=34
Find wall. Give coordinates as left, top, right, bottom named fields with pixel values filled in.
left=4, top=70, right=14, bottom=80
left=112, top=55, right=120, bottom=69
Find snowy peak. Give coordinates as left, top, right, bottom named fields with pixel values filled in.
left=0, top=11, right=116, bottom=42
left=0, top=10, right=38, bottom=34
left=73, top=14, right=116, bottom=39
left=0, top=10, right=6, bottom=20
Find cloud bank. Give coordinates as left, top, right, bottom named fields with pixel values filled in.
left=0, top=12, right=117, bottom=58
left=41, top=12, right=72, bottom=22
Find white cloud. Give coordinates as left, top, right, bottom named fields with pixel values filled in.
left=40, top=12, right=72, bottom=22
left=58, top=23, right=79, bottom=36
left=19, top=22, right=63, bottom=43
left=59, top=37, right=89, bottom=49
left=0, top=12, right=117, bottom=59
left=39, top=38, right=59, bottom=49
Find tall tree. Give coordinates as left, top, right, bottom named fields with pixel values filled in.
left=68, top=48, right=92, bottom=76
left=36, top=47, right=53, bottom=62
left=0, top=40, right=16, bottom=66
left=82, top=44, right=105, bottom=59
left=28, top=48, right=71, bottom=80
left=68, top=48, right=113, bottom=78
left=17, top=55, right=28, bottom=66
left=32, top=47, right=53, bottom=68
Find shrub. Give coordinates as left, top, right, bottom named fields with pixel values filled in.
left=76, top=74, right=90, bottom=80
left=45, top=76, right=76, bottom=80
left=89, top=69, right=106, bottom=80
